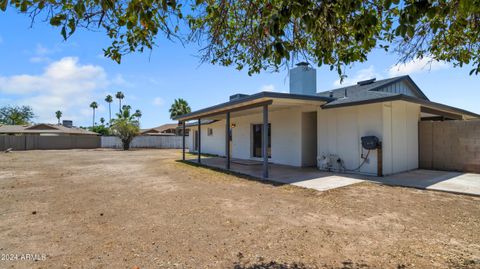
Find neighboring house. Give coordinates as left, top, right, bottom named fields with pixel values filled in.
left=175, top=63, right=479, bottom=177
left=0, top=123, right=98, bottom=136
left=141, top=123, right=188, bottom=136
left=0, top=121, right=100, bottom=151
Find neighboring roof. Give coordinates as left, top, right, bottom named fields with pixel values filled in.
left=141, top=123, right=179, bottom=134
left=173, top=91, right=334, bottom=121
left=0, top=124, right=98, bottom=135
left=184, top=120, right=218, bottom=128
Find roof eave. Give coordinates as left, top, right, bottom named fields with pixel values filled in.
left=173, top=92, right=334, bottom=121
left=322, top=94, right=480, bottom=119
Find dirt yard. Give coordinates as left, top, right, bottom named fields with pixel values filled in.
left=0, top=149, right=479, bottom=269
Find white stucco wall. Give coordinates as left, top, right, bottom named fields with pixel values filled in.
left=317, top=103, right=384, bottom=175
left=230, top=107, right=304, bottom=166
left=382, top=101, right=420, bottom=174
left=317, top=101, right=420, bottom=176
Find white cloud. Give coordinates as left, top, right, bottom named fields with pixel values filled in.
left=388, top=56, right=449, bottom=76
left=30, top=56, right=51, bottom=63
left=259, top=84, right=276, bottom=92
left=35, top=44, right=52, bottom=55
left=334, top=65, right=382, bottom=87
left=28, top=44, right=56, bottom=63
left=152, top=97, right=164, bottom=106
left=111, top=74, right=133, bottom=88
left=0, top=57, right=122, bottom=125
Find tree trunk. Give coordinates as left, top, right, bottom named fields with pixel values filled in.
left=122, top=139, right=130, bottom=150
left=108, top=103, right=111, bottom=123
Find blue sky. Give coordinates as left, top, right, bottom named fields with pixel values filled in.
left=0, top=11, right=479, bottom=128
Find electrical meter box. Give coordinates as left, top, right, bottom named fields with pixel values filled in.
left=361, top=136, right=380, bottom=150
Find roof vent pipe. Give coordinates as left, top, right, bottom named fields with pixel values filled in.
left=344, top=89, right=348, bottom=98
left=329, top=91, right=333, bottom=98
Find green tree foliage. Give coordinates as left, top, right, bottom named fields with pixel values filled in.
left=90, top=124, right=110, bottom=136
left=90, top=101, right=98, bottom=127
left=0, top=105, right=35, bottom=125
left=55, top=110, right=62, bottom=124
left=115, top=91, right=124, bottom=113
left=133, top=109, right=142, bottom=126
left=133, top=109, right=142, bottom=119
left=105, top=95, right=113, bottom=123
left=2, top=0, right=479, bottom=76
left=110, top=106, right=140, bottom=150
left=169, top=98, right=191, bottom=122
left=190, top=0, right=480, bottom=77
left=89, top=117, right=110, bottom=135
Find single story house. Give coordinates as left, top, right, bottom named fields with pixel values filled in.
left=141, top=123, right=188, bottom=136
left=0, top=123, right=98, bottom=136
left=174, top=63, right=478, bottom=178
left=0, top=121, right=100, bottom=151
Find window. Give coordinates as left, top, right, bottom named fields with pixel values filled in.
left=207, top=128, right=213, bottom=136
left=252, top=124, right=271, bottom=158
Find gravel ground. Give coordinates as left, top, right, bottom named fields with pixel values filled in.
left=0, top=149, right=479, bottom=269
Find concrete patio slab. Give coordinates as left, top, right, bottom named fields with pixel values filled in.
left=286, top=175, right=364, bottom=192
left=187, top=157, right=364, bottom=192
left=368, top=169, right=480, bottom=196
left=186, top=157, right=480, bottom=196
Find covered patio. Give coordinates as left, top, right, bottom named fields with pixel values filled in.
left=175, top=91, right=332, bottom=179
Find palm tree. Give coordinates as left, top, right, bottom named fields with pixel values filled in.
left=105, top=95, right=113, bottom=123
left=55, top=110, right=62, bottom=125
left=134, top=109, right=142, bottom=118
left=115, top=91, right=124, bottom=113
left=169, top=98, right=191, bottom=123
left=90, top=101, right=98, bottom=127
left=100, top=117, right=105, bottom=125
left=133, top=109, right=142, bottom=126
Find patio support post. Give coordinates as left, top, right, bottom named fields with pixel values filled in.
left=262, top=104, right=269, bottom=178
left=182, top=121, right=186, bottom=161
left=225, top=112, right=230, bottom=170
left=197, top=118, right=201, bottom=164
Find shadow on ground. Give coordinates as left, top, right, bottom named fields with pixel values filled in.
left=232, top=259, right=480, bottom=269
left=232, top=260, right=408, bottom=269
left=177, top=159, right=287, bottom=187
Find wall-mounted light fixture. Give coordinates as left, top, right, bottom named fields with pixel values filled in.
left=230, top=123, right=236, bottom=128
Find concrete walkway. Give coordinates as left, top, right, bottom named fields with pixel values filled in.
left=369, top=169, right=480, bottom=196
left=187, top=157, right=480, bottom=196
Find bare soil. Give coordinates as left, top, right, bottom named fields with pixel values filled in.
left=0, top=149, right=479, bottom=269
